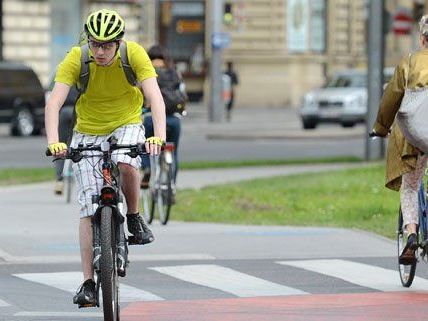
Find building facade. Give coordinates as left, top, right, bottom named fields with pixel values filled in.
left=2, top=0, right=427, bottom=108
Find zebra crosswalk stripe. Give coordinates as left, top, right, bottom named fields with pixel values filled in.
left=149, top=264, right=308, bottom=297
left=278, top=259, right=428, bottom=292
left=13, top=271, right=163, bottom=302
left=0, top=299, right=9, bottom=307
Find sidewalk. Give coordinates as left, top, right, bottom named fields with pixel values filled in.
left=182, top=102, right=366, bottom=140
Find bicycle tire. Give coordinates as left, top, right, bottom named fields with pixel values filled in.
left=140, top=189, right=152, bottom=224
left=159, top=163, right=173, bottom=225
left=65, top=176, right=72, bottom=204
left=150, top=198, right=156, bottom=224
left=397, top=206, right=417, bottom=287
left=64, top=162, right=73, bottom=204
left=100, top=206, right=120, bottom=321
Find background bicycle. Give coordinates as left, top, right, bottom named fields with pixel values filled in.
left=140, top=142, right=175, bottom=225
left=63, top=159, right=74, bottom=204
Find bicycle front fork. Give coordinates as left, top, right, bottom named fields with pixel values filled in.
left=91, top=196, right=128, bottom=277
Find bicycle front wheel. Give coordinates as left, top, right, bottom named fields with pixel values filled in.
left=397, top=205, right=417, bottom=287
left=100, top=206, right=120, bottom=321
left=158, top=163, right=173, bottom=225
left=65, top=176, right=73, bottom=204
left=64, top=162, right=73, bottom=204
left=140, top=188, right=152, bottom=224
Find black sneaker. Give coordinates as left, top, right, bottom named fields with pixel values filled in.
left=127, top=214, right=154, bottom=245
left=399, top=233, right=418, bottom=265
left=73, top=279, right=96, bottom=308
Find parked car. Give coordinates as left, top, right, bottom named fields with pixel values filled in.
left=45, top=75, right=79, bottom=109
left=299, top=68, right=394, bottom=129
left=0, top=62, right=46, bottom=136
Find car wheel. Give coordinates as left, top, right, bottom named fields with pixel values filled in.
left=302, top=120, right=317, bottom=130
left=11, top=106, right=35, bottom=137
left=341, top=122, right=355, bottom=128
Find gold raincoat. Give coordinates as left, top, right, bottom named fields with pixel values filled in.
left=374, top=50, right=428, bottom=191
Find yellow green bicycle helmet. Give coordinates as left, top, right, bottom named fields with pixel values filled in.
left=85, top=9, right=125, bottom=42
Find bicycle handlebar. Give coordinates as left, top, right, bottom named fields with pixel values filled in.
left=45, top=142, right=148, bottom=162
left=368, top=131, right=379, bottom=138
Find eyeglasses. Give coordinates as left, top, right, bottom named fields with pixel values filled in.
left=88, top=40, right=117, bottom=51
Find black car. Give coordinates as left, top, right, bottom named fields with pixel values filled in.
left=45, top=74, right=79, bottom=108
left=0, top=62, right=46, bottom=136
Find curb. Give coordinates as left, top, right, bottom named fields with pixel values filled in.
left=206, top=132, right=365, bottom=140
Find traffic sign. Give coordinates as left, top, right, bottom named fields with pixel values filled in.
left=393, top=9, right=414, bottom=35
left=211, top=32, right=231, bottom=49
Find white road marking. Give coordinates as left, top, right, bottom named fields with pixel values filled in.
left=14, top=311, right=103, bottom=318
left=150, top=264, right=307, bottom=296
left=0, top=299, right=10, bottom=307
left=13, top=271, right=163, bottom=302
left=278, top=259, right=428, bottom=291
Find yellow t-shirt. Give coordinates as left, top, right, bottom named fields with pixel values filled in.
left=55, top=41, right=157, bottom=135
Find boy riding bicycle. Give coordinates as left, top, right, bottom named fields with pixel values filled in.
left=45, top=9, right=166, bottom=307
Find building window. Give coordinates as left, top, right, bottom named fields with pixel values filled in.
left=287, top=0, right=326, bottom=53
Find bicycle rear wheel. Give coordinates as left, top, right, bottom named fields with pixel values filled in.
left=397, top=205, right=417, bottom=287
left=100, top=206, right=120, bottom=321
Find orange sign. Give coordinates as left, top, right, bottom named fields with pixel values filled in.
left=176, top=20, right=202, bottom=33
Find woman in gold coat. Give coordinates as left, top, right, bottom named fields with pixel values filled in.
left=372, top=15, right=428, bottom=265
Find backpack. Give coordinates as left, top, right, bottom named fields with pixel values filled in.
left=156, top=67, right=186, bottom=115
left=78, top=41, right=137, bottom=94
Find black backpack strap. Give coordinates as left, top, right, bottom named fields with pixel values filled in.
left=78, top=44, right=91, bottom=94
left=119, top=41, right=137, bottom=86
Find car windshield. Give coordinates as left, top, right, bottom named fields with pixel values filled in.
left=326, top=74, right=366, bottom=88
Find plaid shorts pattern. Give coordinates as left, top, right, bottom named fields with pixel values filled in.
left=70, top=124, right=145, bottom=218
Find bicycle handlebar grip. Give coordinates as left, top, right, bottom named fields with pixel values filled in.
left=45, top=149, right=52, bottom=157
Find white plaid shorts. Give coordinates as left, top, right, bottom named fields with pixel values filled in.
left=70, top=124, right=145, bottom=218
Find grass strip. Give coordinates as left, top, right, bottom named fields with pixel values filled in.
left=0, top=168, right=54, bottom=186
left=0, top=156, right=362, bottom=185
left=173, top=164, right=398, bottom=239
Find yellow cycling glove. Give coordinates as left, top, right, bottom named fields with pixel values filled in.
left=145, top=136, right=164, bottom=146
left=48, top=142, right=67, bottom=154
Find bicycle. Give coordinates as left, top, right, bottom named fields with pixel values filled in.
left=47, top=138, right=146, bottom=321
left=63, top=159, right=73, bottom=204
left=370, top=131, right=428, bottom=287
left=142, top=142, right=175, bottom=225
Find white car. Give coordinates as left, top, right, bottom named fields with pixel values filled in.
left=299, top=68, right=394, bottom=129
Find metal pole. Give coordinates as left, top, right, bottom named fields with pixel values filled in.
left=209, top=0, right=224, bottom=122
left=365, top=0, right=385, bottom=160
left=0, top=0, right=3, bottom=61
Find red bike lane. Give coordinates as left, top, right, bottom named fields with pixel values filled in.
left=122, top=292, right=428, bottom=321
